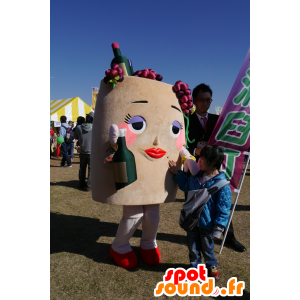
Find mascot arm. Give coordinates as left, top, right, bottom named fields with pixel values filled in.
left=179, top=145, right=200, bottom=175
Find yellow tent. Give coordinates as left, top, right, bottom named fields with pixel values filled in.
left=50, top=97, right=91, bottom=122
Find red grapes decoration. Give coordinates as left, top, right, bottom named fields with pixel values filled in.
left=172, top=81, right=193, bottom=115
left=103, top=63, right=124, bottom=88
left=132, top=69, right=163, bottom=81
left=103, top=66, right=162, bottom=87
left=172, top=80, right=195, bottom=148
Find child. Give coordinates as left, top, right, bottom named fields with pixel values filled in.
left=168, top=145, right=232, bottom=280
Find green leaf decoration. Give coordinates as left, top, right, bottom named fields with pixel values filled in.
left=183, top=113, right=195, bottom=149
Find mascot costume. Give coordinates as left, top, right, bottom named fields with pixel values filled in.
left=91, top=42, right=195, bottom=269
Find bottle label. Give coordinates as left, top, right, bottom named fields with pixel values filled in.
left=113, top=162, right=128, bottom=183
left=118, top=63, right=128, bottom=76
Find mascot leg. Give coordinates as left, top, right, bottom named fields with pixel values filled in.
left=140, top=204, right=161, bottom=265
left=111, top=205, right=143, bottom=269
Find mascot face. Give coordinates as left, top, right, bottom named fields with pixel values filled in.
left=91, top=76, right=185, bottom=205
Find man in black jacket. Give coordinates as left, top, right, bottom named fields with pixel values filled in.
left=74, top=112, right=93, bottom=192
left=185, top=83, right=246, bottom=252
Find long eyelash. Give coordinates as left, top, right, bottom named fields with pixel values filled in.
left=124, top=114, right=132, bottom=124
left=179, top=122, right=183, bottom=129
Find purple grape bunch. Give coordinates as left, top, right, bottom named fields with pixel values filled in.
left=132, top=69, right=163, bottom=81
left=103, top=63, right=124, bottom=85
left=172, top=81, right=193, bottom=115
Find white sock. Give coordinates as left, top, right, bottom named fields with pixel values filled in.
left=140, top=204, right=160, bottom=250
left=112, top=205, right=143, bottom=254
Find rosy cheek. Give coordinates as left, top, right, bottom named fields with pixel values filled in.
left=175, top=129, right=185, bottom=150
left=117, top=123, right=137, bottom=147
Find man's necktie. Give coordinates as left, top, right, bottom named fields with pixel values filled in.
left=201, top=117, right=207, bottom=132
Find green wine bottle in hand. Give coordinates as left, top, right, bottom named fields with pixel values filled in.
left=112, top=128, right=137, bottom=190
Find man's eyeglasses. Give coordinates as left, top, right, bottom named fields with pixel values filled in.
left=195, top=98, right=213, bottom=104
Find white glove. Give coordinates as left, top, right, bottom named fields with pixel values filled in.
left=109, top=124, right=119, bottom=145
left=109, top=125, right=127, bottom=150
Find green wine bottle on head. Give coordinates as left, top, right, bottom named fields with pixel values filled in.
left=113, top=129, right=137, bottom=190
left=111, top=42, right=133, bottom=76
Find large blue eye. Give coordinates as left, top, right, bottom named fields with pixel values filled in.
left=170, top=121, right=182, bottom=137
left=128, top=116, right=146, bottom=134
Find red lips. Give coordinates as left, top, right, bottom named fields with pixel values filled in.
left=145, top=148, right=166, bottom=159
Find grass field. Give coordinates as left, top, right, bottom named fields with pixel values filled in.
left=50, top=153, right=250, bottom=299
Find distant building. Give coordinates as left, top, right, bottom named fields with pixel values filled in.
left=215, top=106, right=223, bottom=115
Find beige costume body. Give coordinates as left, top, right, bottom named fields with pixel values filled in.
left=91, top=76, right=184, bottom=254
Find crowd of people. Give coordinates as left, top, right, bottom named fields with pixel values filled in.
left=172, top=83, right=246, bottom=278
left=50, top=111, right=94, bottom=192
left=183, top=84, right=246, bottom=253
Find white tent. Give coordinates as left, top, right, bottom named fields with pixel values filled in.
left=51, top=97, right=91, bottom=122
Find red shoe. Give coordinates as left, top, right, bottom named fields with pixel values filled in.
left=110, top=247, right=137, bottom=269
left=139, top=247, right=161, bottom=265
left=208, top=266, right=220, bottom=280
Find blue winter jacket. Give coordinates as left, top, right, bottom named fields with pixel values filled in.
left=174, top=171, right=232, bottom=231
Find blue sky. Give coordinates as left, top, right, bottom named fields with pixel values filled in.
left=50, top=0, right=249, bottom=113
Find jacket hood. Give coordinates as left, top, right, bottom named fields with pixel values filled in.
left=82, top=123, right=93, bottom=132
left=199, top=170, right=227, bottom=181
left=213, top=172, right=227, bottom=180
left=202, top=171, right=227, bottom=185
